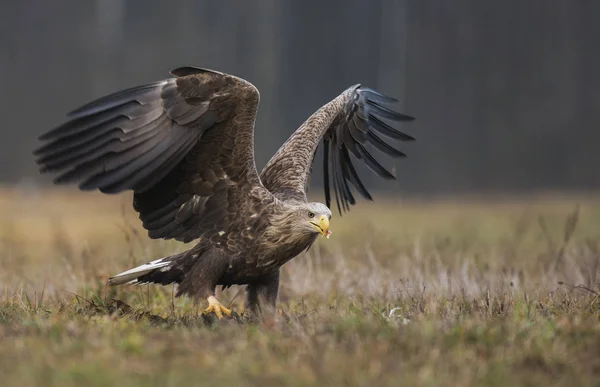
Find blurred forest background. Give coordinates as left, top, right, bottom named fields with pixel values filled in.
left=1, top=0, right=599, bottom=196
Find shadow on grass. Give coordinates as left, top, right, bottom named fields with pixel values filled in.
left=74, top=297, right=247, bottom=327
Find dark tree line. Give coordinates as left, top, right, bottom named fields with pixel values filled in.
left=1, top=0, right=598, bottom=195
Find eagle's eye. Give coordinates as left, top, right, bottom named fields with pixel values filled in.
left=308, top=211, right=315, bottom=218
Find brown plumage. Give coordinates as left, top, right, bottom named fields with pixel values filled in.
left=34, top=66, right=414, bottom=318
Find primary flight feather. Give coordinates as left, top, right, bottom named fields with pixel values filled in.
left=34, top=66, right=414, bottom=319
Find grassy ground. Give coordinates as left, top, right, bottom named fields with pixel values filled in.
left=0, top=187, right=599, bottom=386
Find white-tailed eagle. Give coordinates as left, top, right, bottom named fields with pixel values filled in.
left=34, top=66, right=414, bottom=318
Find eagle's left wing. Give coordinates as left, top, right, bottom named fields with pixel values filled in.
left=260, top=85, right=414, bottom=214
left=34, top=66, right=276, bottom=244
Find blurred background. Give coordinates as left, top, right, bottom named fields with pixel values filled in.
left=1, top=4, right=600, bottom=383
left=1, top=0, right=599, bottom=197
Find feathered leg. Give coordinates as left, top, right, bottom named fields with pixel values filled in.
left=176, top=248, right=232, bottom=319
left=246, top=270, right=280, bottom=318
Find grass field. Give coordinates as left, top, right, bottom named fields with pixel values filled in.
left=0, top=187, right=599, bottom=386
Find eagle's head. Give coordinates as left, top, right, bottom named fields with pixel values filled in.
left=264, top=202, right=333, bottom=247
left=298, top=202, right=332, bottom=238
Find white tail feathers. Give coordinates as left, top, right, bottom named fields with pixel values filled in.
left=107, top=258, right=171, bottom=286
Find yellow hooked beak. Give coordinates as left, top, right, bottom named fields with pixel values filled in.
left=310, top=215, right=331, bottom=238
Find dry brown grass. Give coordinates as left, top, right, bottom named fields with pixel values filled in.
left=0, top=187, right=599, bottom=386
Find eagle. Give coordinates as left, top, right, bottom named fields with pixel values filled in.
left=34, top=66, right=414, bottom=319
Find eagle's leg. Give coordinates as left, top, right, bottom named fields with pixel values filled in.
left=246, top=270, right=280, bottom=318
left=176, top=251, right=233, bottom=319
left=202, top=295, right=232, bottom=319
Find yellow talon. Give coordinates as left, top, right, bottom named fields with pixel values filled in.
left=202, top=296, right=232, bottom=319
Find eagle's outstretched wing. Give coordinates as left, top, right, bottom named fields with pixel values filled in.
left=35, top=66, right=274, bottom=243
left=260, top=85, right=414, bottom=214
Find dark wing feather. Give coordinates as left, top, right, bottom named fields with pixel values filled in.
left=35, top=67, right=274, bottom=243
left=260, top=85, right=414, bottom=214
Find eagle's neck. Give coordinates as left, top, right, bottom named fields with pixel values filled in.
left=261, top=231, right=318, bottom=267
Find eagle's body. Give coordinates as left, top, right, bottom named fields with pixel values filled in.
left=34, top=66, right=414, bottom=318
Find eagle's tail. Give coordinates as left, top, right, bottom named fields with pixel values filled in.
left=107, top=250, right=190, bottom=286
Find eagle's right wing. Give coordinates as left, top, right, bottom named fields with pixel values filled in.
left=260, top=85, right=414, bottom=214
left=35, top=67, right=275, bottom=244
